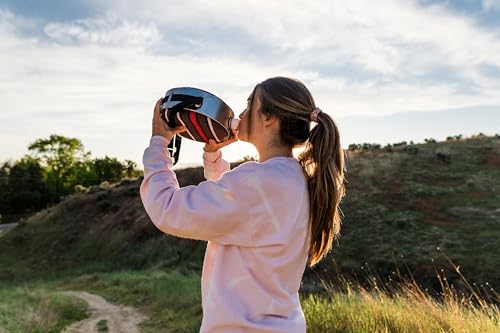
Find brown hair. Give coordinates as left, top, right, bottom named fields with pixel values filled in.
left=255, top=77, right=346, bottom=267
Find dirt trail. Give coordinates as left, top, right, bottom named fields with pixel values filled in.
left=60, top=291, right=148, bottom=333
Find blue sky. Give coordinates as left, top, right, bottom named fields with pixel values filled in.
left=1, top=0, right=499, bottom=168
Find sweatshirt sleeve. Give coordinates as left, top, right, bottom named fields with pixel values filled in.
left=203, top=150, right=231, bottom=181
left=140, top=136, right=260, bottom=246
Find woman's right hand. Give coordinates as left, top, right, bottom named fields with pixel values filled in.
left=203, top=129, right=239, bottom=153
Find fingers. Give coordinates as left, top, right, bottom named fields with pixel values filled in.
left=205, top=138, right=220, bottom=149
left=173, top=125, right=187, bottom=134
left=153, top=97, right=163, bottom=120
left=216, top=135, right=238, bottom=148
left=154, top=98, right=162, bottom=113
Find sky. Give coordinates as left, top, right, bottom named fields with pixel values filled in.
left=1, top=0, right=499, bottom=169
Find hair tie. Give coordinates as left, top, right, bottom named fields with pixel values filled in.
left=310, top=107, right=322, bottom=122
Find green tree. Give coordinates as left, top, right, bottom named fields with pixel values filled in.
left=1, top=135, right=142, bottom=217
left=72, top=160, right=98, bottom=187
left=28, top=134, right=91, bottom=200
left=0, top=161, right=11, bottom=215
left=93, top=156, right=125, bottom=184
left=123, top=160, right=142, bottom=178
left=6, top=156, right=48, bottom=213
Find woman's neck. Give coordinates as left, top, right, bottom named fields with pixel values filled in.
left=257, top=145, right=293, bottom=163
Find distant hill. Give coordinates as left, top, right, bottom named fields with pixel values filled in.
left=0, top=135, right=499, bottom=297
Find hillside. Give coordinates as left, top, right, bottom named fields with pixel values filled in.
left=0, top=135, right=499, bottom=299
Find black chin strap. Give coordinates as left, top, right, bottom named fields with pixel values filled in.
left=161, top=94, right=203, bottom=165
left=167, top=135, right=182, bottom=165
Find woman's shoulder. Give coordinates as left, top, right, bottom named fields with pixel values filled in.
left=232, top=157, right=297, bottom=172
left=225, top=158, right=305, bottom=187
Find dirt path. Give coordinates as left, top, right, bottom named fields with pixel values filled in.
left=60, top=291, right=148, bottom=333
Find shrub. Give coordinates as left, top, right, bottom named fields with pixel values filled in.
left=74, top=185, right=88, bottom=193
left=447, top=134, right=463, bottom=141
left=404, top=146, right=419, bottom=155
left=99, top=181, right=111, bottom=189
left=88, top=185, right=101, bottom=193
left=96, top=198, right=120, bottom=212
left=470, top=132, right=487, bottom=140
left=348, top=144, right=360, bottom=152
left=436, top=152, right=451, bottom=163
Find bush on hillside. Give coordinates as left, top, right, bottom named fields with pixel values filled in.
left=446, top=134, right=463, bottom=141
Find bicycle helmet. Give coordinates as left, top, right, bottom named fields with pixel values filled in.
left=160, top=87, right=240, bottom=144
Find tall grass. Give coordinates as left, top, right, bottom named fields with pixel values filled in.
left=0, top=282, right=88, bottom=333
left=1, top=250, right=498, bottom=332
left=303, top=280, right=499, bottom=332
left=1, top=262, right=498, bottom=333
left=303, top=251, right=499, bottom=333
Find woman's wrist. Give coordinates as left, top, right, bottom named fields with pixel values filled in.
left=203, top=146, right=218, bottom=153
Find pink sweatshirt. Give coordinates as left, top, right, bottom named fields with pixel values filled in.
left=140, top=136, right=311, bottom=333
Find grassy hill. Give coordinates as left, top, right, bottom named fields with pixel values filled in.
left=0, top=135, right=499, bottom=293
left=0, top=134, right=499, bottom=332
left=330, top=134, right=500, bottom=293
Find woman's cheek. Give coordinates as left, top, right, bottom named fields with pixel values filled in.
left=237, top=123, right=247, bottom=141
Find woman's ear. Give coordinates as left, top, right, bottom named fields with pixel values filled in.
left=263, top=114, right=279, bottom=128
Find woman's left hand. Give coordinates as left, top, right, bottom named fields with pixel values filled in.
left=152, top=97, right=187, bottom=141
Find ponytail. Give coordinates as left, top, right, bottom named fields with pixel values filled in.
left=257, top=77, right=346, bottom=267
left=298, top=112, right=345, bottom=267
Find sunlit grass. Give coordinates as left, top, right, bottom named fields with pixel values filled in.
left=303, top=280, right=499, bottom=333
left=0, top=258, right=498, bottom=333
left=303, top=251, right=499, bottom=333
left=0, top=282, right=88, bottom=333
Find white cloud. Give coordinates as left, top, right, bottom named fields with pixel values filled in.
left=0, top=9, right=283, bottom=166
left=83, top=1, right=500, bottom=73
left=1, top=1, right=500, bottom=166
left=482, top=0, right=500, bottom=10
left=43, top=13, right=160, bottom=46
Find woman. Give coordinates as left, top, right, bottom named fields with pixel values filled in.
left=140, top=76, right=345, bottom=332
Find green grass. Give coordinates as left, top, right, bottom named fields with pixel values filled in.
left=96, top=319, right=109, bottom=332
left=303, top=254, right=500, bottom=333
left=3, top=267, right=498, bottom=333
left=330, top=136, right=500, bottom=291
left=59, top=269, right=202, bottom=332
left=302, top=288, right=499, bottom=333
left=0, top=281, right=88, bottom=333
